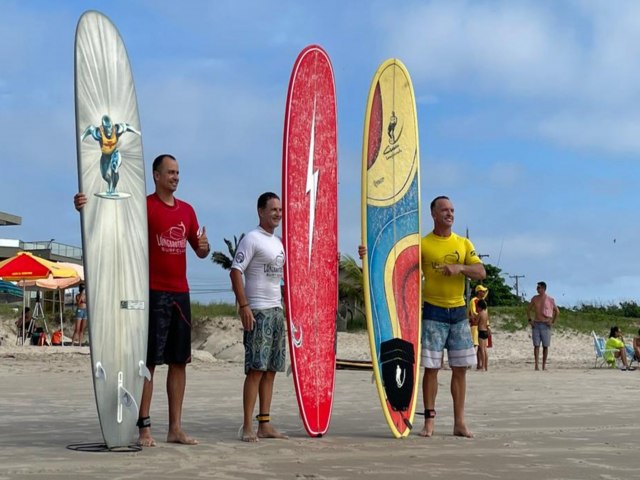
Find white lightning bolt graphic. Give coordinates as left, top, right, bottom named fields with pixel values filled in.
left=306, top=100, right=319, bottom=267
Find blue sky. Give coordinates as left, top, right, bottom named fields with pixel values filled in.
left=2, top=0, right=639, bottom=307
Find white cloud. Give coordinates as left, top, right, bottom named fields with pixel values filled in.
left=375, top=1, right=640, bottom=156
left=381, top=1, right=579, bottom=98
left=538, top=112, right=640, bottom=155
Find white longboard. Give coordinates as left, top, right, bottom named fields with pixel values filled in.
left=75, top=10, right=149, bottom=449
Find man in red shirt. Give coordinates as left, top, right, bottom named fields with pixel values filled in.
left=75, top=154, right=210, bottom=447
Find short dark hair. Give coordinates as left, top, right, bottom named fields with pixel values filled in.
left=152, top=154, right=176, bottom=172
left=537, top=281, right=547, bottom=290
left=430, top=195, right=449, bottom=212
left=609, top=326, right=619, bottom=338
left=257, top=192, right=280, bottom=210
left=477, top=299, right=487, bottom=310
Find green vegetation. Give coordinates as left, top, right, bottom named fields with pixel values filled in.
left=346, top=313, right=367, bottom=331
left=470, top=264, right=520, bottom=306
left=190, top=301, right=238, bottom=318
left=492, top=305, right=640, bottom=337
left=4, top=298, right=638, bottom=338
left=0, top=303, right=21, bottom=317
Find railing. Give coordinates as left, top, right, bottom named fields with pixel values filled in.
left=21, top=241, right=83, bottom=261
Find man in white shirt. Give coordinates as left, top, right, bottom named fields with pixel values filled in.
left=230, top=192, right=287, bottom=442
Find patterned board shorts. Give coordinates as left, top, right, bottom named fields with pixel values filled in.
left=243, top=307, right=286, bottom=374
left=421, top=302, right=476, bottom=369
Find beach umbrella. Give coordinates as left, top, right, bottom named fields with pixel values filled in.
left=0, top=252, right=78, bottom=344
left=18, top=263, right=84, bottom=341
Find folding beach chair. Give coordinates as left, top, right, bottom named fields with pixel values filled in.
left=591, top=331, right=617, bottom=368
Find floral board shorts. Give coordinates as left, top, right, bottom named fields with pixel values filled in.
left=243, top=307, right=286, bottom=374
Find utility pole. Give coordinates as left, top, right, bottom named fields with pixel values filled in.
left=509, top=274, right=525, bottom=298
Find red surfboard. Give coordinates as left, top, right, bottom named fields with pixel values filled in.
left=282, top=45, right=338, bottom=437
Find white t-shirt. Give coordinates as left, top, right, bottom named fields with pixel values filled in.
left=231, top=226, right=285, bottom=309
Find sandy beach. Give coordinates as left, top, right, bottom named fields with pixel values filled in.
left=0, top=315, right=638, bottom=480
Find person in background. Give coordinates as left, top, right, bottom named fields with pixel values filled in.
left=633, top=328, right=640, bottom=364
left=71, top=284, right=87, bottom=346
left=468, top=285, right=488, bottom=369
left=15, top=306, right=33, bottom=343
left=476, top=300, right=490, bottom=372
left=604, top=326, right=634, bottom=371
left=527, top=281, right=559, bottom=371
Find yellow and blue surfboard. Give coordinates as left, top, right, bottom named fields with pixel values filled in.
left=361, top=58, right=421, bottom=438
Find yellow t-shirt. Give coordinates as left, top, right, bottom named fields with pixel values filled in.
left=421, top=232, right=482, bottom=308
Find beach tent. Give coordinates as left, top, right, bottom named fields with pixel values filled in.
left=18, top=263, right=84, bottom=341
left=0, top=252, right=78, bottom=344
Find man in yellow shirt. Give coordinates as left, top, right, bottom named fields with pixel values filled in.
left=420, top=196, right=485, bottom=438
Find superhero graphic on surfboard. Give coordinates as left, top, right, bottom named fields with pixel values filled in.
left=81, top=114, right=140, bottom=199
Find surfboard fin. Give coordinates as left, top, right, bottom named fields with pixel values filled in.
left=138, top=361, right=151, bottom=381
left=94, top=362, right=106, bottom=381
left=286, top=364, right=292, bottom=377
left=117, top=371, right=139, bottom=423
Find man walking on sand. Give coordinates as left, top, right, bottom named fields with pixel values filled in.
left=75, top=154, right=210, bottom=447
left=527, top=281, right=559, bottom=371
left=230, top=192, right=288, bottom=443
left=358, top=195, right=485, bottom=438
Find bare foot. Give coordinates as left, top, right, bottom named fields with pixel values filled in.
left=419, top=418, right=434, bottom=437
left=241, top=428, right=259, bottom=442
left=257, top=423, right=288, bottom=439
left=453, top=423, right=474, bottom=438
left=137, top=428, right=156, bottom=447
left=167, top=429, right=198, bottom=445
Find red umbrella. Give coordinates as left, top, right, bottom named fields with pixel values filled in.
left=0, top=252, right=77, bottom=344
left=0, top=253, right=52, bottom=279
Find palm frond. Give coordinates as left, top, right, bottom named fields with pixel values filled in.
left=223, top=238, right=234, bottom=256
left=211, top=251, right=232, bottom=270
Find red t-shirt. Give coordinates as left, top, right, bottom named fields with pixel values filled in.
left=147, top=193, right=200, bottom=292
